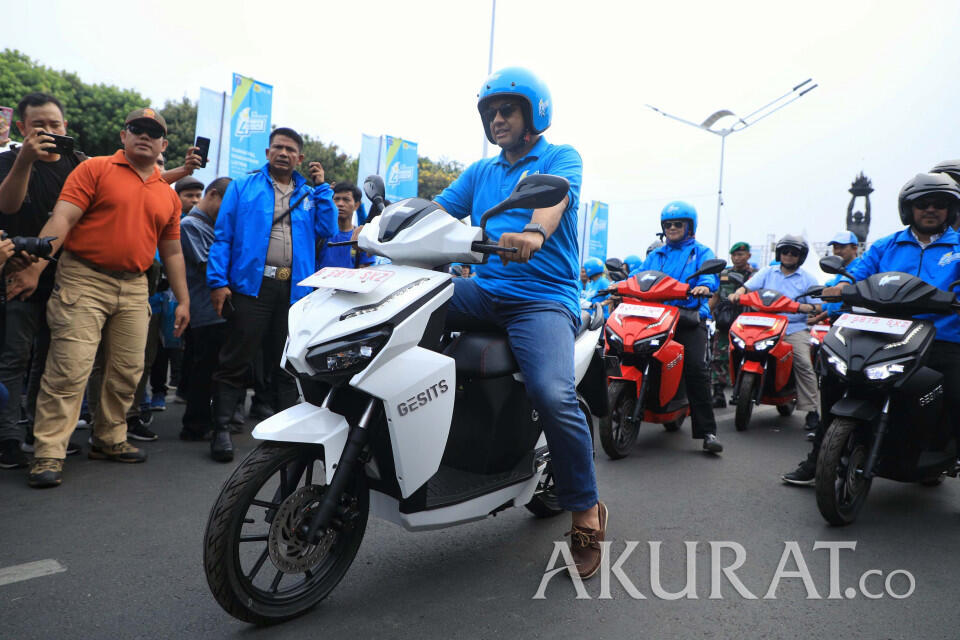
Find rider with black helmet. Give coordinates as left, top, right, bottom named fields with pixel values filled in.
left=930, top=160, right=960, bottom=230
left=729, top=234, right=823, bottom=434
left=783, top=172, right=960, bottom=485
left=432, top=67, right=606, bottom=579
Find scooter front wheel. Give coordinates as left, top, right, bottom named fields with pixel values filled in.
left=203, top=441, right=369, bottom=625
left=734, top=373, right=757, bottom=431
left=815, top=418, right=872, bottom=526
left=598, top=381, right=640, bottom=459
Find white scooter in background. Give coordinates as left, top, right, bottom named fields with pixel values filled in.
left=203, top=174, right=608, bottom=624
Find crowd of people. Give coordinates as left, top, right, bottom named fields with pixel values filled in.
left=3, top=68, right=960, bottom=585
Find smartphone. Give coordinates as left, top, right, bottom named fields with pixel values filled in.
left=195, top=136, right=211, bottom=168
left=44, top=132, right=74, bottom=154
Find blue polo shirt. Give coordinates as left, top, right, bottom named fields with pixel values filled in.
left=434, top=136, right=582, bottom=318
left=317, top=229, right=375, bottom=269
left=744, top=265, right=821, bottom=335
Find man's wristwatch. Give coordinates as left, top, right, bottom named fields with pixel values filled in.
left=523, top=223, right=548, bottom=244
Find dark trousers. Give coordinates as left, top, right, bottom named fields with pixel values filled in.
left=0, top=299, right=50, bottom=442
left=674, top=322, right=718, bottom=438
left=212, top=278, right=298, bottom=412
left=150, top=346, right=183, bottom=396
left=809, top=340, right=960, bottom=462
left=181, top=323, right=227, bottom=435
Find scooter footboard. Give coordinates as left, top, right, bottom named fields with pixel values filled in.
left=252, top=403, right=349, bottom=484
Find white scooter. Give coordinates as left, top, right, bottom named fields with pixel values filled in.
left=203, top=174, right=608, bottom=624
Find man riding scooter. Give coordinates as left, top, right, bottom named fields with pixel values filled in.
left=638, top=202, right=723, bottom=453
left=432, top=67, right=606, bottom=579
left=729, top=235, right=822, bottom=437
left=782, top=173, right=960, bottom=485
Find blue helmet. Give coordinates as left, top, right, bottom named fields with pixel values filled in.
left=583, top=257, right=604, bottom=278
left=623, top=254, right=642, bottom=273
left=478, top=67, right=552, bottom=144
left=660, top=201, right=698, bottom=236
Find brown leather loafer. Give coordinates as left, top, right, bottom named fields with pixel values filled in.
left=565, top=501, right=608, bottom=580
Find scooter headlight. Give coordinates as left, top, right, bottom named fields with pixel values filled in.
left=754, top=337, right=777, bottom=351
left=731, top=335, right=746, bottom=350
left=822, top=345, right=847, bottom=377
left=604, top=326, right=623, bottom=353
left=633, top=332, right=668, bottom=353
left=306, top=327, right=392, bottom=376
left=864, top=362, right=905, bottom=381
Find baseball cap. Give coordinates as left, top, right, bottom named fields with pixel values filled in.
left=827, top=231, right=859, bottom=246
left=729, top=241, right=750, bottom=254
left=175, top=176, right=204, bottom=194
left=124, top=107, right=167, bottom=134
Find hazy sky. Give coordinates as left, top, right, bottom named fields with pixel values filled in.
left=7, top=0, right=960, bottom=270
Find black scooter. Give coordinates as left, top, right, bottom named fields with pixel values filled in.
left=814, top=256, right=960, bottom=525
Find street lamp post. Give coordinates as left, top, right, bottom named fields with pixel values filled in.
left=646, top=79, right=818, bottom=254
left=482, top=0, right=497, bottom=159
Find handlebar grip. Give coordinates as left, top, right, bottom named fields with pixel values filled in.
left=471, top=242, right=519, bottom=254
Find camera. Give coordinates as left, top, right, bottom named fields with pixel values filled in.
left=0, top=231, right=56, bottom=259
left=42, top=132, right=75, bottom=155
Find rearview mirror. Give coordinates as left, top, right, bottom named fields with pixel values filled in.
left=478, top=174, right=570, bottom=230
left=819, top=255, right=856, bottom=283
left=363, top=174, right=385, bottom=204
left=687, top=258, right=727, bottom=281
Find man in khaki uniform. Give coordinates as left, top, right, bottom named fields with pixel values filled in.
left=22, top=108, right=191, bottom=488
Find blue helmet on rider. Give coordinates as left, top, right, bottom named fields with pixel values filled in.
left=583, top=257, right=604, bottom=278
left=623, top=254, right=642, bottom=273
left=478, top=67, right=552, bottom=146
left=660, top=201, right=697, bottom=238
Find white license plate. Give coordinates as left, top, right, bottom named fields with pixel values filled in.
left=299, top=267, right=395, bottom=293
left=834, top=313, right=911, bottom=335
left=738, top=315, right=777, bottom=327
left=811, top=324, right=830, bottom=332
left=616, top=303, right=663, bottom=319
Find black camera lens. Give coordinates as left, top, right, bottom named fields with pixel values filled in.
left=11, top=236, right=55, bottom=258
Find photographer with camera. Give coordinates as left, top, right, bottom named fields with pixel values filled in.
left=0, top=93, right=86, bottom=470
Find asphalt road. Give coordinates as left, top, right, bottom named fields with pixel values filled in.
left=2, top=398, right=958, bottom=640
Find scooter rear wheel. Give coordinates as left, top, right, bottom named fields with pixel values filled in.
left=734, top=373, right=757, bottom=431
left=815, top=418, right=872, bottom=526
left=598, top=381, right=640, bottom=459
left=203, top=441, right=369, bottom=624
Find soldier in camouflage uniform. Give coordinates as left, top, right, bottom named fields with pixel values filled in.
left=709, top=242, right=756, bottom=407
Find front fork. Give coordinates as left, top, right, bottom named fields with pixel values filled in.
left=731, top=354, right=765, bottom=405
left=627, top=362, right=651, bottom=424
left=859, top=395, right=892, bottom=481
left=297, top=395, right=377, bottom=543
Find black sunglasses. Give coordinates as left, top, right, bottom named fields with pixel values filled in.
left=912, top=197, right=950, bottom=210
left=662, top=220, right=685, bottom=229
left=127, top=123, right=164, bottom=139
left=779, top=247, right=801, bottom=256
left=482, top=103, right=518, bottom=121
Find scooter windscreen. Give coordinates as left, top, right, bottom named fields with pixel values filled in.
left=842, top=272, right=957, bottom=316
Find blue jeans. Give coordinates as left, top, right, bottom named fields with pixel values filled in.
left=446, top=278, right=599, bottom=511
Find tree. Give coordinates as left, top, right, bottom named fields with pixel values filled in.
left=293, top=134, right=359, bottom=186
left=418, top=156, right=464, bottom=199
left=158, top=97, right=197, bottom=169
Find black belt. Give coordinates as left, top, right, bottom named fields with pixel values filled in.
left=69, top=252, right=145, bottom=280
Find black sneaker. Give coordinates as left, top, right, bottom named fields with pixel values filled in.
left=702, top=433, right=724, bottom=453
left=804, top=411, right=820, bottom=430
left=712, top=392, right=727, bottom=409
left=805, top=430, right=817, bottom=442
left=0, top=439, right=29, bottom=469
left=66, top=440, right=82, bottom=456
left=249, top=401, right=275, bottom=420
left=127, top=417, right=159, bottom=442
left=782, top=459, right=816, bottom=486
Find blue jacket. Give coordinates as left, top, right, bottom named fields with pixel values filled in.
left=636, top=237, right=718, bottom=318
left=848, top=228, right=960, bottom=344
left=207, top=165, right=337, bottom=303
left=823, top=257, right=861, bottom=318
left=582, top=275, right=611, bottom=317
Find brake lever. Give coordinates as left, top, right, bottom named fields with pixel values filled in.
left=471, top=241, right=519, bottom=254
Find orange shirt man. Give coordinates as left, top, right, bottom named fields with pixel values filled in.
left=26, top=108, right=191, bottom=488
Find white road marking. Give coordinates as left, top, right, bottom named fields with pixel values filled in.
left=0, top=559, right=66, bottom=587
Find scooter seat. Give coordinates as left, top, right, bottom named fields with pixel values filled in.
left=444, top=332, right=519, bottom=378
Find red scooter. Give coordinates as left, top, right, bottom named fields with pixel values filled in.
left=598, top=259, right=725, bottom=458
left=809, top=318, right=831, bottom=366
left=728, top=286, right=820, bottom=430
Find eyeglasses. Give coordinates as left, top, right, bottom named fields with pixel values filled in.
left=912, top=198, right=950, bottom=210
left=779, top=248, right=801, bottom=256
left=127, top=123, right=164, bottom=139
left=482, top=103, right=518, bottom=121
left=662, top=220, right=685, bottom=229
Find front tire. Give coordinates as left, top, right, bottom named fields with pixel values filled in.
left=203, top=442, right=369, bottom=625
left=599, top=381, right=640, bottom=459
left=815, top=418, right=873, bottom=526
left=734, top=373, right=757, bottom=431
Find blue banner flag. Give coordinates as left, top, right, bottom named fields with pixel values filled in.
left=228, top=74, right=272, bottom=178
left=383, top=136, right=418, bottom=202
left=587, top=201, right=609, bottom=263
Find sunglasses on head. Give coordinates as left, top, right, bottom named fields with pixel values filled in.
left=662, top=220, right=686, bottom=229
left=912, top=197, right=950, bottom=210
left=482, top=103, right=518, bottom=121
left=779, top=247, right=801, bottom=256
left=127, top=123, right=164, bottom=139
